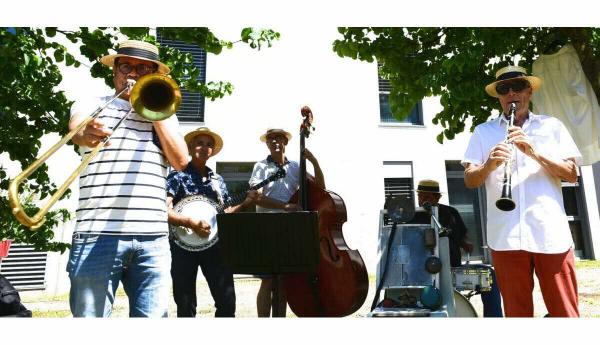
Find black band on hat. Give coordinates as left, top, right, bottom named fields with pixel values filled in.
left=418, top=185, right=440, bottom=193
left=497, top=71, right=526, bottom=82
left=117, top=47, right=159, bottom=61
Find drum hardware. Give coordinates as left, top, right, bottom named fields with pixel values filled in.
left=9, top=73, right=181, bottom=229
left=420, top=285, right=442, bottom=310
left=384, top=287, right=420, bottom=308
left=170, top=167, right=286, bottom=252
left=385, top=195, right=416, bottom=224
left=496, top=102, right=517, bottom=211
left=452, top=266, right=493, bottom=294
left=372, top=204, right=478, bottom=317
left=424, top=227, right=436, bottom=248
left=425, top=256, right=442, bottom=274
left=397, top=290, right=418, bottom=307
left=369, top=307, right=432, bottom=317
left=371, top=195, right=415, bottom=311
left=418, top=216, right=444, bottom=277
left=453, top=290, right=478, bottom=317
left=423, top=202, right=452, bottom=236
left=452, top=253, right=493, bottom=308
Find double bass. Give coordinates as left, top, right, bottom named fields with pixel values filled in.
left=284, top=106, right=369, bottom=317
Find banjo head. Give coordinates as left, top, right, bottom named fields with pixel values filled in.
left=170, top=195, right=220, bottom=252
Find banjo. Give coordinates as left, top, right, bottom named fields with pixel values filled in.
left=169, top=167, right=286, bottom=252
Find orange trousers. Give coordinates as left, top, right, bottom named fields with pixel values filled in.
left=491, top=248, right=579, bottom=317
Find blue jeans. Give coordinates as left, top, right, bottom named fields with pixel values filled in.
left=67, top=234, right=171, bottom=317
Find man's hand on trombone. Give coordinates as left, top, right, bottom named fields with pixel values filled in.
left=70, top=116, right=113, bottom=148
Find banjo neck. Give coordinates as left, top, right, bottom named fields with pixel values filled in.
left=216, top=166, right=286, bottom=212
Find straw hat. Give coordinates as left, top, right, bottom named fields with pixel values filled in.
left=485, top=65, right=542, bottom=98
left=184, top=127, right=223, bottom=156
left=416, top=179, right=442, bottom=194
left=100, top=40, right=170, bottom=74
left=259, top=128, right=292, bottom=143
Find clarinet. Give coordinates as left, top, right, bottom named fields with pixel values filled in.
left=495, top=102, right=517, bottom=211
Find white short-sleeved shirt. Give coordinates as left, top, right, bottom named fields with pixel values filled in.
left=249, top=156, right=300, bottom=213
left=461, top=112, right=582, bottom=253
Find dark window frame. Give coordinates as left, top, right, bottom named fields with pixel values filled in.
left=562, top=176, right=592, bottom=258
left=445, top=161, right=486, bottom=262
left=156, top=29, right=207, bottom=123
left=378, top=72, right=423, bottom=125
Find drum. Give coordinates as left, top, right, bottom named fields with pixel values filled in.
left=452, top=264, right=492, bottom=292
left=454, top=290, right=477, bottom=317
left=169, top=195, right=221, bottom=252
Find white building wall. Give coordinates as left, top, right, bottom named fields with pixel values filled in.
left=182, top=26, right=483, bottom=274
left=3, top=27, right=598, bottom=295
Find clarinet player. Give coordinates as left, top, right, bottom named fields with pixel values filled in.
left=462, top=65, right=582, bottom=317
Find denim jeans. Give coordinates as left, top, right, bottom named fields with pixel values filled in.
left=67, top=233, right=171, bottom=317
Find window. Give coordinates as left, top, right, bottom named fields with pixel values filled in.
left=382, top=161, right=414, bottom=225
left=216, top=162, right=256, bottom=211
left=445, top=161, right=485, bottom=262
left=0, top=244, right=48, bottom=290
left=378, top=75, right=423, bottom=125
left=157, top=29, right=207, bottom=123
left=562, top=178, right=589, bottom=258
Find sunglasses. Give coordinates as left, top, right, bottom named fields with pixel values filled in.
left=495, top=79, right=531, bottom=95
left=117, top=63, right=156, bottom=76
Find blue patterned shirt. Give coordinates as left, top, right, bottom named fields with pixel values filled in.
left=166, top=164, right=231, bottom=206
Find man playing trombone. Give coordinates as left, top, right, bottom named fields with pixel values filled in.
left=66, top=40, right=188, bottom=317
left=462, top=65, right=581, bottom=317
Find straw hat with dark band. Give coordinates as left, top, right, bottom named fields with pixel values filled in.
left=184, top=127, right=223, bottom=156
left=260, top=128, right=292, bottom=142
left=100, top=40, right=170, bottom=74
left=416, top=179, right=442, bottom=194
left=485, top=65, right=542, bottom=98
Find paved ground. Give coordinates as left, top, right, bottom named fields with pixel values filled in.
left=19, top=260, right=600, bottom=318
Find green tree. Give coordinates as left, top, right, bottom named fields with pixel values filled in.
left=0, top=27, right=279, bottom=253
left=333, top=27, right=600, bottom=143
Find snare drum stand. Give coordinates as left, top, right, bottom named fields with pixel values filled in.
left=425, top=204, right=456, bottom=317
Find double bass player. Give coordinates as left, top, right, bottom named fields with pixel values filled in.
left=249, top=127, right=325, bottom=317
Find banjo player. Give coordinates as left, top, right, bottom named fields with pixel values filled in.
left=166, top=127, right=258, bottom=317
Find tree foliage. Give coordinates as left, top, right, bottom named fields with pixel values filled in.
left=0, top=27, right=279, bottom=252
left=333, top=27, right=600, bottom=143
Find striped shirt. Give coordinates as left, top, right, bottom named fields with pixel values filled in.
left=71, top=95, right=173, bottom=235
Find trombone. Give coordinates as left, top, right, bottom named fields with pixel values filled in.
left=8, top=73, right=182, bottom=230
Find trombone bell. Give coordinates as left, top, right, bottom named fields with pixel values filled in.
left=131, top=74, right=181, bottom=121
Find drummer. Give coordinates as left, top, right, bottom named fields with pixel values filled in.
left=166, top=127, right=258, bottom=317
left=413, top=179, right=503, bottom=317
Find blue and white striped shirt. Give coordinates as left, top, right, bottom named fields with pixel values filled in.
left=71, top=95, right=172, bottom=235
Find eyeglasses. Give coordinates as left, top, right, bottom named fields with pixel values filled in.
left=495, top=79, right=530, bottom=95
left=117, top=63, right=156, bottom=76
